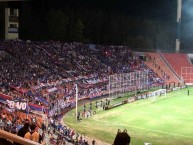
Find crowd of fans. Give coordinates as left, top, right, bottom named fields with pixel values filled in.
left=0, top=39, right=164, bottom=144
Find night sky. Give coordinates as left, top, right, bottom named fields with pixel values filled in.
left=9, top=0, right=193, bottom=50
left=30, top=0, right=176, bottom=20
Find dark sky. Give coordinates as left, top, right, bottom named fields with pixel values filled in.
left=13, top=0, right=193, bottom=22
left=30, top=0, right=176, bottom=20
left=8, top=0, right=193, bottom=49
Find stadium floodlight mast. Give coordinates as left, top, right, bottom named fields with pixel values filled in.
left=75, top=83, right=78, bottom=123
left=176, top=0, right=182, bottom=53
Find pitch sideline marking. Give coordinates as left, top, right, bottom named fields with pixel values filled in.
left=93, top=119, right=193, bottom=139
left=93, top=105, right=193, bottom=122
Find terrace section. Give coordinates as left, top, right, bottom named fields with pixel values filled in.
left=161, top=53, right=193, bottom=83
left=145, top=52, right=180, bottom=84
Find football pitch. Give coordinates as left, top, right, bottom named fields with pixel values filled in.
left=63, top=87, right=193, bottom=145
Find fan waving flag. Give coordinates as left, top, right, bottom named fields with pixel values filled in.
left=0, top=93, right=13, bottom=103
left=35, top=96, right=49, bottom=105
left=28, top=103, right=46, bottom=112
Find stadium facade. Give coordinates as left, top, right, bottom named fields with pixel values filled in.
left=0, top=0, right=26, bottom=39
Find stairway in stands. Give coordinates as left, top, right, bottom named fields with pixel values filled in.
left=144, top=52, right=180, bottom=84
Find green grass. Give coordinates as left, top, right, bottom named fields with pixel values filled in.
left=63, top=87, right=193, bottom=145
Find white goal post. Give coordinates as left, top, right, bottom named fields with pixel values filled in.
left=150, top=89, right=166, bottom=102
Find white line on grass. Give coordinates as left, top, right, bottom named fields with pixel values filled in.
left=95, top=103, right=193, bottom=122
left=120, top=109, right=193, bottom=122
left=93, top=119, right=193, bottom=139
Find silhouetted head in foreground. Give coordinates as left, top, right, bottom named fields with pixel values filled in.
left=113, top=129, right=130, bottom=145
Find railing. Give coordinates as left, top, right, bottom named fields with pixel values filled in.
left=73, top=59, right=88, bottom=72
left=0, top=130, right=40, bottom=145
left=186, top=54, right=192, bottom=64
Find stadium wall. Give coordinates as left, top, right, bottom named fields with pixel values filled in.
left=105, top=85, right=186, bottom=110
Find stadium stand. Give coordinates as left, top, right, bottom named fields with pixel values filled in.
left=0, top=40, right=168, bottom=144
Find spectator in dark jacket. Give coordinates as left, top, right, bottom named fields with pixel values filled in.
left=113, top=129, right=130, bottom=145
left=0, top=138, right=13, bottom=145
left=14, top=122, right=30, bottom=145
